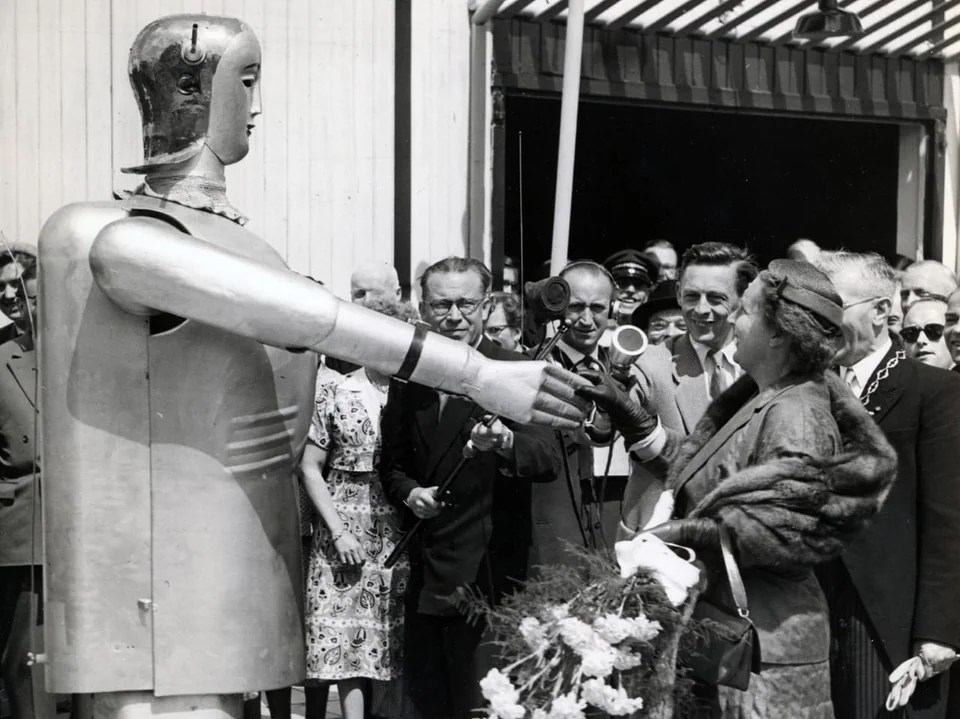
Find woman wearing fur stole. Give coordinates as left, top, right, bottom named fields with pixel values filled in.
left=579, top=260, right=898, bottom=718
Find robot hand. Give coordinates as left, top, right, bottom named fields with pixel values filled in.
left=466, top=361, right=590, bottom=430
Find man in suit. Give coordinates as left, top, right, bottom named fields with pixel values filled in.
left=0, top=248, right=54, bottom=719
left=620, top=242, right=758, bottom=532
left=379, top=257, right=560, bottom=719
left=533, top=261, right=634, bottom=565
left=816, top=250, right=960, bottom=719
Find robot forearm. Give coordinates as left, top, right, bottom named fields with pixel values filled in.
left=89, top=217, right=586, bottom=428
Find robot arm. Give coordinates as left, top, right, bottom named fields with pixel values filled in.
left=90, top=216, right=588, bottom=428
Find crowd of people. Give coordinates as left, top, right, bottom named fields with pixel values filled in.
left=269, top=239, right=959, bottom=718
left=3, top=236, right=960, bottom=719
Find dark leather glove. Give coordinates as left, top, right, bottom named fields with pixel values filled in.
left=643, top=518, right=720, bottom=552
left=575, top=369, right=658, bottom=446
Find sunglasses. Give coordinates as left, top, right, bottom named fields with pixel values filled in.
left=899, top=323, right=945, bottom=343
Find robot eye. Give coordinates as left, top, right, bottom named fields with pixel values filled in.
left=176, top=73, right=201, bottom=95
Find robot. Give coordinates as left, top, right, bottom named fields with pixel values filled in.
left=37, top=15, right=585, bottom=719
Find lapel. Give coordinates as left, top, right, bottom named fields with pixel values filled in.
left=671, top=335, right=709, bottom=433
left=860, top=346, right=905, bottom=425
left=410, top=383, right=440, bottom=452
left=672, top=381, right=793, bottom=497
left=1, top=342, right=36, bottom=411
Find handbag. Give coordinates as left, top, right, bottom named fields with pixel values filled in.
left=686, top=525, right=761, bottom=691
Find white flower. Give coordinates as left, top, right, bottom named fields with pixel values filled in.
left=581, top=647, right=617, bottom=678
left=613, top=647, right=644, bottom=671
left=546, top=691, right=586, bottom=719
left=592, top=614, right=634, bottom=644
left=628, top=614, right=663, bottom=642
left=531, top=710, right=548, bottom=719
left=580, top=678, right=645, bottom=716
left=519, top=616, right=549, bottom=652
left=547, top=603, right=570, bottom=621
left=557, top=617, right=594, bottom=652
left=479, top=669, right=525, bottom=719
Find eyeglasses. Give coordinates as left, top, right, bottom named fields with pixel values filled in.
left=425, top=297, right=486, bottom=317
left=842, top=295, right=883, bottom=310
left=900, top=323, right=945, bottom=343
left=648, top=318, right=686, bottom=332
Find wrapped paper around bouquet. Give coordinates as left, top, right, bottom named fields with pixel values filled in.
left=686, top=526, right=761, bottom=691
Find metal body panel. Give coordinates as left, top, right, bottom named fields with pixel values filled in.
left=39, top=198, right=315, bottom=695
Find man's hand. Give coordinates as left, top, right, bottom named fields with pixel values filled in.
left=914, top=640, right=959, bottom=678
left=467, top=361, right=590, bottom=430
left=575, top=370, right=659, bottom=446
left=405, top=486, right=444, bottom=519
left=469, top=416, right=514, bottom=455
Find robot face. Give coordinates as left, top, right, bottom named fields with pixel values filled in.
left=205, top=31, right=262, bottom=166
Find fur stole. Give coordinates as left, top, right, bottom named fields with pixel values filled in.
left=665, top=372, right=898, bottom=571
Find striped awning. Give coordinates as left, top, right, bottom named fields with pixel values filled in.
left=487, top=0, right=960, bottom=62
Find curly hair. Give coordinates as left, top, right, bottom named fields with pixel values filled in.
left=757, top=264, right=844, bottom=375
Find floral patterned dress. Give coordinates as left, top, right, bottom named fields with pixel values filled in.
left=304, top=368, right=409, bottom=682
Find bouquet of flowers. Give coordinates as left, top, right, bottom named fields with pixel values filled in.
left=478, top=535, right=702, bottom=719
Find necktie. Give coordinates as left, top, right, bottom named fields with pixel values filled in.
left=578, top=356, right=603, bottom=374
left=707, top=350, right=731, bottom=400
left=843, top=367, right=861, bottom=397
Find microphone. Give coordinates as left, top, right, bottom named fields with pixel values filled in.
left=608, top=324, right=648, bottom=384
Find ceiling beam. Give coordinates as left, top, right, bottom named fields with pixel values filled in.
left=606, top=0, right=666, bottom=31
left=671, top=0, right=747, bottom=36
left=737, top=0, right=816, bottom=43
left=535, top=0, right=570, bottom=21
left=833, top=0, right=933, bottom=52
left=584, top=0, right=623, bottom=23
left=702, top=0, right=784, bottom=40
left=898, top=5, right=960, bottom=55
left=856, top=3, right=957, bottom=55
left=645, top=0, right=712, bottom=34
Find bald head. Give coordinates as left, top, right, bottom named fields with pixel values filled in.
left=350, top=261, right=401, bottom=308
left=901, top=260, right=958, bottom=309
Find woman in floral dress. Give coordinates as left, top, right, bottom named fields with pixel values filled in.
left=300, top=300, right=414, bottom=719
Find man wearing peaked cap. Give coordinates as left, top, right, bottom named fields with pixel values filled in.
left=603, top=249, right=660, bottom=322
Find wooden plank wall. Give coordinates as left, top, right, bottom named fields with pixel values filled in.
left=0, top=0, right=473, bottom=299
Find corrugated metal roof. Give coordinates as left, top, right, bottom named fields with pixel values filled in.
left=490, top=0, right=960, bottom=61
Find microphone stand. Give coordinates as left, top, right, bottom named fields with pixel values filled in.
left=384, top=322, right=571, bottom=569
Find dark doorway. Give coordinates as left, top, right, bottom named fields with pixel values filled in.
left=503, top=94, right=900, bottom=280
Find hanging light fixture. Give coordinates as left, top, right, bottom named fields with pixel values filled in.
left=794, top=0, right=864, bottom=39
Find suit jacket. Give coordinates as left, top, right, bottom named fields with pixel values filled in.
left=379, top=336, right=561, bottom=615
left=0, top=338, right=41, bottom=566
left=621, top=334, right=714, bottom=531
left=634, top=333, right=711, bottom=435
left=840, top=350, right=960, bottom=671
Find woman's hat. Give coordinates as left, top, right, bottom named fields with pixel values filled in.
left=768, top=259, right=844, bottom=330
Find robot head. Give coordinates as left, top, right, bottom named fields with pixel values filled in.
left=122, top=14, right=262, bottom=174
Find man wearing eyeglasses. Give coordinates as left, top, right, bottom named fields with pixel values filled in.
left=379, top=257, right=561, bottom=719
left=814, top=250, right=960, bottom=719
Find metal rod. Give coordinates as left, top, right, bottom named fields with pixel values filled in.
left=384, top=324, right=572, bottom=569
left=549, top=0, right=585, bottom=276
